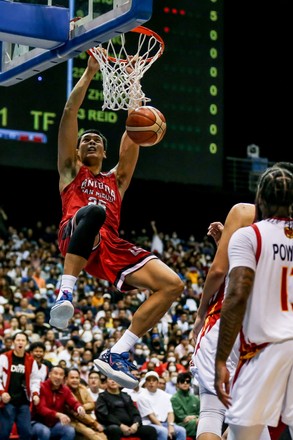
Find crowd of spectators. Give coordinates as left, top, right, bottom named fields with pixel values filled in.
left=0, top=217, right=216, bottom=439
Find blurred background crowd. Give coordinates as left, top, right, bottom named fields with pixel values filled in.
left=0, top=214, right=215, bottom=382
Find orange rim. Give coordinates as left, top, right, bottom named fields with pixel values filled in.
left=88, top=26, right=165, bottom=64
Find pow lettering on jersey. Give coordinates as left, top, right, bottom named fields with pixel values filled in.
left=129, top=246, right=147, bottom=256
left=272, top=243, right=293, bottom=261
left=252, top=224, right=293, bottom=313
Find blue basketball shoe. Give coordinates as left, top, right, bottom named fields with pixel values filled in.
left=94, top=350, right=139, bottom=389
left=49, top=291, right=74, bottom=330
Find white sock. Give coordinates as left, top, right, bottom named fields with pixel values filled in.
left=56, top=275, right=77, bottom=301
left=110, top=329, right=139, bottom=354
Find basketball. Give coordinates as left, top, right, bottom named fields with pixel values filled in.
left=126, top=106, right=167, bottom=147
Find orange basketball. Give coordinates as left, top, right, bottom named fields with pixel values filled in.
left=126, top=106, right=167, bottom=147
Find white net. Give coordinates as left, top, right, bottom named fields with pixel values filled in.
left=88, top=26, right=164, bottom=111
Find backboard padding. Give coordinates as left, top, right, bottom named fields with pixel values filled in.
left=0, top=0, right=153, bottom=86
left=0, top=2, right=69, bottom=49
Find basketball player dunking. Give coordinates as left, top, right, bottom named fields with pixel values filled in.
left=49, top=51, right=184, bottom=389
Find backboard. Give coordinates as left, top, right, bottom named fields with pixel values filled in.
left=0, top=0, right=153, bottom=86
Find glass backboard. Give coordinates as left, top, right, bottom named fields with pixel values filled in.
left=0, top=0, right=153, bottom=86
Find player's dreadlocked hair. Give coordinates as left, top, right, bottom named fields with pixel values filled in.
left=273, top=162, right=293, bottom=174
left=255, top=167, right=293, bottom=219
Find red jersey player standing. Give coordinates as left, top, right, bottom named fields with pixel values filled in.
left=49, top=52, right=184, bottom=389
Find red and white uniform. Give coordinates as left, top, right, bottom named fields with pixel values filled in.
left=58, top=166, right=157, bottom=292
left=193, top=281, right=239, bottom=395
left=0, top=350, right=40, bottom=404
left=225, top=219, right=293, bottom=428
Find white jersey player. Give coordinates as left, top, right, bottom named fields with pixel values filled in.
left=215, top=166, right=293, bottom=440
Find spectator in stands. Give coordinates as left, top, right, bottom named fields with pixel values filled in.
left=91, top=288, right=105, bottom=309
left=42, top=332, right=61, bottom=366
left=133, top=342, right=147, bottom=368
left=21, top=280, right=37, bottom=301
left=181, top=280, right=200, bottom=312
left=32, top=268, right=46, bottom=290
left=43, top=329, right=63, bottom=352
left=28, top=292, right=42, bottom=312
left=80, top=320, right=94, bottom=343
left=69, top=347, right=82, bottom=370
left=31, top=365, right=85, bottom=439
left=150, top=220, right=164, bottom=257
left=20, top=267, right=39, bottom=292
left=45, top=278, right=58, bottom=291
left=171, top=372, right=200, bottom=438
left=96, top=377, right=157, bottom=440
left=1, top=301, right=14, bottom=324
left=158, top=377, right=166, bottom=391
left=65, top=368, right=107, bottom=440
left=0, top=313, right=10, bottom=338
left=82, top=348, right=94, bottom=365
left=93, top=317, right=108, bottom=338
left=157, top=351, right=186, bottom=377
left=57, top=339, right=76, bottom=368
left=99, top=374, right=108, bottom=392
left=70, top=326, right=86, bottom=350
left=185, top=266, right=199, bottom=291
left=92, top=337, right=106, bottom=360
left=14, top=297, right=36, bottom=322
left=165, top=370, right=179, bottom=396
left=136, top=370, right=186, bottom=440
left=29, top=341, right=52, bottom=382
left=18, top=314, right=31, bottom=333
left=4, top=317, right=21, bottom=338
left=193, top=275, right=204, bottom=298
left=0, top=331, right=41, bottom=440
left=0, top=335, right=13, bottom=353
left=32, top=311, right=50, bottom=337
left=174, top=335, right=194, bottom=360
left=11, top=292, right=23, bottom=311
left=176, top=312, right=191, bottom=334
left=150, top=333, right=165, bottom=357
left=121, top=369, right=143, bottom=403
left=35, top=298, right=51, bottom=322
left=180, top=354, right=192, bottom=371
left=87, top=370, right=104, bottom=402
left=169, top=322, right=184, bottom=341
left=95, top=301, right=113, bottom=324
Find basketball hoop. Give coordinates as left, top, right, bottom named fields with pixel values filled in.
left=88, top=26, right=165, bottom=111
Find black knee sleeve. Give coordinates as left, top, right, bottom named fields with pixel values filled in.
left=67, top=204, right=106, bottom=260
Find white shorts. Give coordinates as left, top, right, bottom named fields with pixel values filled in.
left=193, top=317, right=239, bottom=395
left=226, top=339, right=293, bottom=428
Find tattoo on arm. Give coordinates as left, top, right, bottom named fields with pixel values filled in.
left=216, top=267, right=254, bottom=363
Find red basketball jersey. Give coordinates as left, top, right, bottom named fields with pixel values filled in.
left=59, top=166, right=121, bottom=234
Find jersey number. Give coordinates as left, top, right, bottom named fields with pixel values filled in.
left=280, top=266, right=293, bottom=311
left=88, top=197, right=107, bottom=210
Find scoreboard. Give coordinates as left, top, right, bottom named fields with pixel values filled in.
left=0, top=0, right=223, bottom=186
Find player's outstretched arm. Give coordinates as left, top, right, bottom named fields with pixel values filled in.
left=114, top=60, right=141, bottom=197
left=114, top=131, right=140, bottom=197
left=193, top=203, right=255, bottom=342
left=58, top=55, right=100, bottom=188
